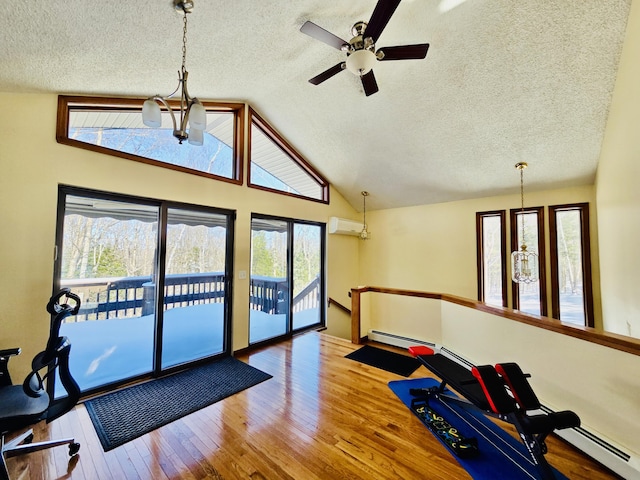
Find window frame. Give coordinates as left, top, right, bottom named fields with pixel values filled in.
left=510, top=206, right=547, bottom=316
left=548, top=203, right=594, bottom=327
left=476, top=210, right=507, bottom=307
left=56, top=95, right=245, bottom=185
left=247, top=108, right=329, bottom=204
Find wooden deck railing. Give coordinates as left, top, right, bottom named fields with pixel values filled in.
left=350, top=286, right=640, bottom=356
left=61, top=273, right=320, bottom=321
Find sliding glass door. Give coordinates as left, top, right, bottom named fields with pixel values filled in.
left=161, top=208, right=230, bottom=368
left=58, top=195, right=159, bottom=391
left=249, top=215, right=324, bottom=344
left=55, top=187, right=233, bottom=395
left=293, top=223, right=322, bottom=330
left=249, top=218, right=289, bottom=343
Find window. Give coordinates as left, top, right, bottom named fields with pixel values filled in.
left=54, top=186, right=234, bottom=395
left=57, top=96, right=244, bottom=184
left=476, top=211, right=507, bottom=307
left=248, top=108, right=329, bottom=203
left=510, top=207, right=547, bottom=316
left=249, top=214, right=325, bottom=344
left=549, top=203, right=594, bottom=327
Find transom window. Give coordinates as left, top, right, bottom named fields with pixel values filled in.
left=248, top=108, right=329, bottom=203
left=57, top=96, right=244, bottom=184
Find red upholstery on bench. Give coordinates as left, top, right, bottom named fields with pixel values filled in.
left=495, top=362, right=540, bottom=411
left=471, top=365, right=516, bottom=414
left=408, top=346, right=434, bottom=357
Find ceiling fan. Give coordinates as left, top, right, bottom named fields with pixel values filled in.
left=300, top=0, right=430, bottom=96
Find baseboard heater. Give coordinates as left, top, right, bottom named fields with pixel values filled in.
left=368, top=329, right=639, bottom=479
left=368, top=330, right=436, bottom=350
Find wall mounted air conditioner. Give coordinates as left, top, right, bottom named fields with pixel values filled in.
left=328, top=217, right=364, bottom=236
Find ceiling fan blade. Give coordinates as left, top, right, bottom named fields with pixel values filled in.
left=300, top=21, right=349, bottom=51
left=377, top=43, right=430, bottom=61
left=364, top=0, right=401, bottom=43
left=361, top=70, right=379, bottom=96
left=309, top=62, right=346, bottom=85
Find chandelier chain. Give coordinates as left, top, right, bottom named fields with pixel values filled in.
left=181, top=9, right=188, bottom=74
left=520, top=165, right=525, bottom=247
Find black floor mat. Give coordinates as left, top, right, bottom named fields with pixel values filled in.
left=85, top=356, right=271, bottom=451
left=345, top=345, right=420, bottom=377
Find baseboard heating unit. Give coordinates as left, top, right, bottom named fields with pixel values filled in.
left=368, top=329, right=639, bottom=479
left=368, top=330, right=436, bottom=350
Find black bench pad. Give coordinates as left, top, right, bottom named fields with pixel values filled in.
left=415, top=353, right=490, bottom=411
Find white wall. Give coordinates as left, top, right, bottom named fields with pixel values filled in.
left=596, top=0, right=640, bottom=338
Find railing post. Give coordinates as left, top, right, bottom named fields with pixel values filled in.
left=351, top=288, right=362, bottom=344
left=142, top=282, right=155, bottom=316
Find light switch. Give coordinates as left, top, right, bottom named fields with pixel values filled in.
left=239, top=270, right=247, bottom=279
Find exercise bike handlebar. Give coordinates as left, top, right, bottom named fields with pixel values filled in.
left=46, top=288, right=81, bottom=317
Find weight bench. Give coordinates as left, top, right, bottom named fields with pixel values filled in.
left=408, top=346, right=580, bottom=480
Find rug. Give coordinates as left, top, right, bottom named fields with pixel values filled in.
left=389, top=378, right=569, bottom=480
left=85, top=356, right=272, bottom=451
left=345, top=345, right=421, bottom=377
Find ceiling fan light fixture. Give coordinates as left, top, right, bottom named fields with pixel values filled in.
left=346, top=49, right=377, bottom=76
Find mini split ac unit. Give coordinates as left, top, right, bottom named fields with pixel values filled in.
left=328, top=217, right=364, bottom=236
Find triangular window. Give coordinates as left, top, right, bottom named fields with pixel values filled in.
left=248, top=109, right=329, bottom=203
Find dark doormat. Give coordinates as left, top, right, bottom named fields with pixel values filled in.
left=84, top=356, right=271, bottom=451
left=345, top=345, right=421, bottom=377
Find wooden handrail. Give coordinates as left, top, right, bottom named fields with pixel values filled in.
left=350, top=286, right=640, bottom=356
left=328, top=297, right=351, bottom=315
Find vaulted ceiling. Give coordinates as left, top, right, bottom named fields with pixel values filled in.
left=0, top=0, right=631, bottom=211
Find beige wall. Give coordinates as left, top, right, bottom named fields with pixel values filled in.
left=361, top=185, right=602, bottom=326
left=596, top=0, right=640, bottom=338
left=0, top=93, right=359, bottom=379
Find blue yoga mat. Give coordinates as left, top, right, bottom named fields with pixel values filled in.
left=389, top=378, right=569, bottom=480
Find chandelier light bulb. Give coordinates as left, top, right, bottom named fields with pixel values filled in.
left=187, top=127, right=203, bottom=146
left=189, top=102, right=207, bottom=130
left=142, top=99, right=162, bottom=128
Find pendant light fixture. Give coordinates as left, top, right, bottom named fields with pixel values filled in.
left=360, top=191, right=371, bottom=240
left=511, top=162, right=539, bottom=284
left=141, top=0, right=207, bottom=146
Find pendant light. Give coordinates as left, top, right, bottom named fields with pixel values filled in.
left=360, top=191, right=371, bottom=240
left=141, top=1, right=207, bottom=146
left=511, top=162, right=539, bottom=283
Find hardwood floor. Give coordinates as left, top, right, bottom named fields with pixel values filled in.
left=6, top=332, right=622, bottom=479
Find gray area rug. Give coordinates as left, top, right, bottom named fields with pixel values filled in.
left=85, top=356, right=271, bottom=451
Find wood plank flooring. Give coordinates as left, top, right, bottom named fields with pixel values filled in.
left=6, top=332, right=622, bottom=479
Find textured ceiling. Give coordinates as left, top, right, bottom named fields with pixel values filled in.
left=0, top=0, right=631, bottom=211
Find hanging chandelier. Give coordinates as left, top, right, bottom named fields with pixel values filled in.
left=511, top=162, right=539, bottom=284
left=360, top=191, right=371, bottom=240
left=141, top=0, right=207, bottom=146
